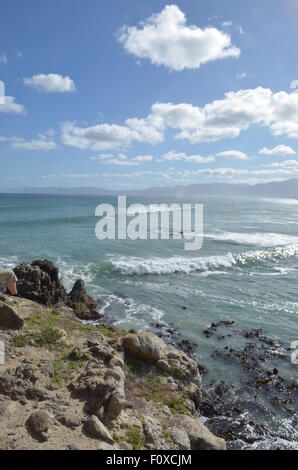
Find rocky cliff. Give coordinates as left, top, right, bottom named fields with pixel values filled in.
left=0, top=263, right=226, bottom=450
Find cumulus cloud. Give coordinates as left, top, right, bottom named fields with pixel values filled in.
left=118, top=4, right=240, bottom=70
left=11, top=135, right=56, bottom=150
left=61, top=87, right=298, bottom=150
left=259, top=145, right=296, bottom=156
left=0, top=96, right=26, bottom=114
left=91, top=153, right=153, bottom=166
left=216, top=150, right=248, bottom=160
left=163, top=151, right=214, bottom=163
left=23, top=74, right=76, bottom=93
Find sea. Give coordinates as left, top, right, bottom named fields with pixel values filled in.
left=0, top=193, right=297, bottom=449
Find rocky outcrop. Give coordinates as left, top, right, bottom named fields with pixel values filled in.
left=14, top=260, right=100, bottom=320
left=14, top=260, right=68, bottom=306
left=67, top=279, right=98, bottom=320
left=123, top=332, right=202, bottom=403
left=0, top=269, right=226, bottom=450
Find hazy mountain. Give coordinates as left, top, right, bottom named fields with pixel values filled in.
left=3, top=178, right=298, bottom=198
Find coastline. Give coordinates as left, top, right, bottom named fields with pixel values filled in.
left=0, top=260, right=296, bottom=449
left=0, top=260, right=226, bottom=451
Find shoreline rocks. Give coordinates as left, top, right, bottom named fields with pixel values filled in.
left=14, top=260, right=101, bottom=320
left=0, top=260, right=227, bottom=450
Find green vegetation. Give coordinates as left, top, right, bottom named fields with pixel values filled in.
left=13, top=326, right=63, bottom=349
left=126, top=426, right=145, bottom=450
left=51, top=356, right=85, bottom=386
left=133, top=371, right=192, bottom=416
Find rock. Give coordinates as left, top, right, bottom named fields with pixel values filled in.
left=143, top=415, right=167, bottom=449
left=60, top=413, right=81, bottom=429
left=0, top=364, right=47, bottom=402
left=83, top=415, right=114, bottom=444
left=67, top=279, right=100, bottom=320
left=123, top=333, right=167, bottom=363
left=171, top=427, right=191, bottom=450
left=27, top=410, right=53, bottom=442
left=70, top=360, right=126, bottom=421
left=14, top=261, right=100, bottom=320
left=178, top=415, right=226, bottom=450
left=14, top=260, right=68, bottom=306
left=0, top=301, right=24, bottom=330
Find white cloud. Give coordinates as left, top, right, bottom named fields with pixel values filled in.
left=0, top=53, right=7, bottom=65
left=23, top=74, right=76, bottom=93
left=119, top=4, right=240, bottom=71
left=259, top=145, right=296, bottom=156
left=0, top=96, right=26, bottom=114
left=163, top=151, right=214, bottom=163
left=11, top=135, right=56, bottom=150
left=132, top=155, right=153, bottom=162
left=216, top=150, right=248, bottom=160
left=222, top=21, right=232, bottom=27
left=236, top=72, right=250, bottom=79
left=61, top=87, right=298, bottom=150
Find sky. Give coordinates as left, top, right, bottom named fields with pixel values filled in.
left=1, top=0, right=298, bottom=190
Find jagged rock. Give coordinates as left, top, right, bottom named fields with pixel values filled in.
left=0, top=301, right=24, bottom=330
left=83, top=415, right=114, bottom=444
left=178, top=415, right=226, bottom=450
left=27, top=410, right=53, bottom=442
left=14, top=260, right=68, bottom=306
left=68, top=279, right=100, bottom=320
left=14, top=261, right=100, bottom=320
left=171, top=427, right=191, bottom=450
left=143, top=415, right=167, bottom=449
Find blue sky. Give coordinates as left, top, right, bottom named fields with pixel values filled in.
left=1, top=0, right=298, bottom=190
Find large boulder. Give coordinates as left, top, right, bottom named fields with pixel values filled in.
left=0, top=300, right=24, bottom=330
left=14, top=260, right=67, bottom=306
left=123, top=333, right=167, bottom=363
left=178, top=415, right=226, bottom=450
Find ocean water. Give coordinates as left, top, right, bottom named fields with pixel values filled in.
left=0, top=194, right=297, bottom=447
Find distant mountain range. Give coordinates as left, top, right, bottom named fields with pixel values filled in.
left=3, top=178, right=298, bottom=198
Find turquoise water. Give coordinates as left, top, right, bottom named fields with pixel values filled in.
left=1, top=194, right=298, bottom=379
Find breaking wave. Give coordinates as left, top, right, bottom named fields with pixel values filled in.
left=109, top=244, right=298, bottom=276
left=206, top=231, right=298, bottom=247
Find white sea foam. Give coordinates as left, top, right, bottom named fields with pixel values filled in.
left=0, top=255, right=19, bottom=269
left=110, top=253, right=236, bottom=275
left=109, top=243, right=298, bottom=276
left=206, top=231, right=298, bottom=247
left=262, top=197, right=298, bottom=206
